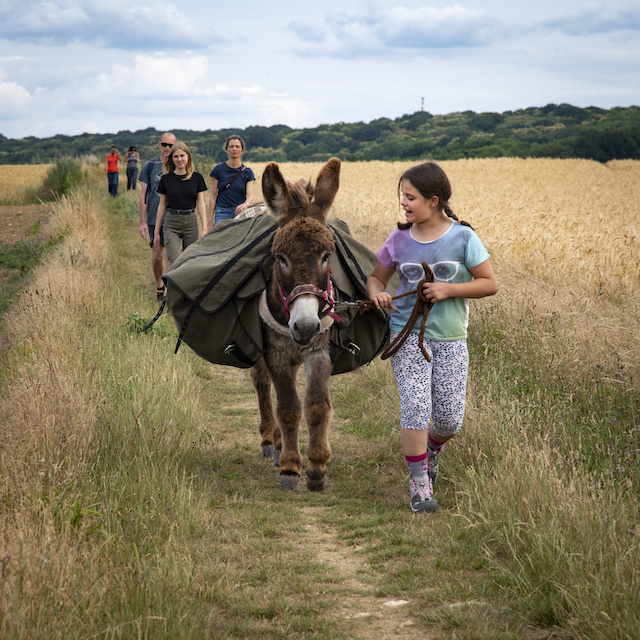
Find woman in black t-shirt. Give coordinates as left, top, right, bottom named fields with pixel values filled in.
left=154, top=142, right=208, bottom=265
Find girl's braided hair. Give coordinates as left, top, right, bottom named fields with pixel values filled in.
left=397, top=161, right=473, bottom=230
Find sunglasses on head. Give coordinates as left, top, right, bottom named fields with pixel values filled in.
left=160, top=142, right=173, bottom=148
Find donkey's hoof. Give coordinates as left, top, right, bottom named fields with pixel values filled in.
left=262, top=444, right=274, bottom=459
left=280, top=473, right=299, bottom=490
left=273, top=448, right=281, bottom=467
left=306, top=470, right=327, bottom=492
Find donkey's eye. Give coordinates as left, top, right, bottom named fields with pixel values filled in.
left=321, top=252, right=331, bottom=267
left=276, top=254, right=289, bottom=269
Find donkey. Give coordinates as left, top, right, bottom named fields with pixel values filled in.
left=250, top=158, right=341, bottom=491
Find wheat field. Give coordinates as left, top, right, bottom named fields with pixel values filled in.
left=0, top=164, right=53, bottom=205
left=243, top=158, right=640, bottom=389
left=5, top=157, right=638, bottom=299
left=248, top=158, right=639, bottom=294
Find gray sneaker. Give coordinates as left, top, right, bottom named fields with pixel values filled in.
left=427, top=445, right=441, bottom=485
left=409, top=475, right=439, bottom=513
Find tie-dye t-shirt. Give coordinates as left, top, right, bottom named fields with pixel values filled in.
left=377, top=222, right=490, bottom=341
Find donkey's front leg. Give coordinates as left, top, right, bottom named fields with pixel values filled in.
left=271, top=367, right=303, bottom=490
left=250, top=358, right=279, bottom=460
left=304, top=353, right=333, bottom=492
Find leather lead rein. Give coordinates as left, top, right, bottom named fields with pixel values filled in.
left=380, top=261, right=434, bottom=362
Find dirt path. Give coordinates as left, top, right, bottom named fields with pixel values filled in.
left=0, top=203, right=53, bottom=244
left=0, top=203, right=55, bottom=356
left=299, top=506, right=425, bottom=639
left=213, top=367, right=436, bottom=639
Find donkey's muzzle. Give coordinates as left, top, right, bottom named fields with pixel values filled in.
left=289, top=296, right=323, bottom=344
left=290, top=316, right=322, bottom=345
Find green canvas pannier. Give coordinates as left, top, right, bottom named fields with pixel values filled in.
left=164, top=214, right=395, bottom=375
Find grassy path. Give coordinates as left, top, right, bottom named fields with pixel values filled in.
left=3, top=179, right=637, bottom=639
left=100, top=190, right=541, bottom=640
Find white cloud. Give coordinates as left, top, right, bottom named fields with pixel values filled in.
left=211, top=86, right=316, bottom=129
left=290, top=3, right=503, bottom=57
left=380, top=5, right=499, bottom=47
left=0, top=77, right=33, bottom=118
left=289, top=1, right=640, bottom=58
left=541, top=3, right=640, bottom=36
left=67, top=53, right=317, bottom=130
left=0, top=0, right=210, bottom=49
left=93, top=54, right=210, bottom=97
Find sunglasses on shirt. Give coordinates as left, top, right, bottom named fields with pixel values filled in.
left=160, top=142, right=173, bottom=148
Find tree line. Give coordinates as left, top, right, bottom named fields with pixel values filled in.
left=1, top=103, right=639, bottom=165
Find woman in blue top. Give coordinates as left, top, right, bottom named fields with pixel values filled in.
left=366, top=161, right=498, bottom=513
left=208, top=135, right=256, bottom=225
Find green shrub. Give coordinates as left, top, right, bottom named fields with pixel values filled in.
left=37, top=157, right=85, bottom=201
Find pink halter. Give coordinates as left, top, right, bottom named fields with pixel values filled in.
left=277, top=273, right=341, bottom=323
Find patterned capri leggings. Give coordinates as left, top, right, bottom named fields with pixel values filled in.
left=390, top=333, right=469, bottom=437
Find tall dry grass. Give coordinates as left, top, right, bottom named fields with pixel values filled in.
left=0, top=164, right=53, bottom=205
left=0, top=187, right=111, bottom=635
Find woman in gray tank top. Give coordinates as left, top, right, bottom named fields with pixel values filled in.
left=125, top=146, right=141, bottom=190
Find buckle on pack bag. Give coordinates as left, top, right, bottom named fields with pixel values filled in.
left=344, top=341, right=361, bottom=356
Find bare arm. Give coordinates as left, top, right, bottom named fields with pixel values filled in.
left=422, top=259, right=498, bottom=303
left=196, top=191, right=207, bottom=236
left=235, top=179, right=255, bottom=216
left=366, top=262, right=398, bottom=311
left=153, top=194, right=167, bottom=248
left=139, top=181, right=149, bottom=239
left=208, top=177, right=219, bottom=227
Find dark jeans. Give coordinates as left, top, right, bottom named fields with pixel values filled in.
left=126, top=167, right=138, bottom=190
left=214, top=206, right=236, bottom=225
left=107, top=172, right=119, bottom=197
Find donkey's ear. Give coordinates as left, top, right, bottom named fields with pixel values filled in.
left=309, top=157, right=340, bottom=223
left=262, top=162, right=292, bottom=224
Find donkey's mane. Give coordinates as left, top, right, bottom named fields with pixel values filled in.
left=287, top=179, right=314, bottom=215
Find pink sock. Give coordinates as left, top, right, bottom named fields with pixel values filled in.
left=428, top=434, right=444, bottom=453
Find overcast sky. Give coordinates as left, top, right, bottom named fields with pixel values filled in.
left=1, top=0, right=639, bottom=139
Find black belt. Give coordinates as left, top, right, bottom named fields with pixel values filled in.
left=167, top=208, right=195, bottom=215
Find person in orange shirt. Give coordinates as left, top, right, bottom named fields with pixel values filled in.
left=104, top=146, right=120, bottom=197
